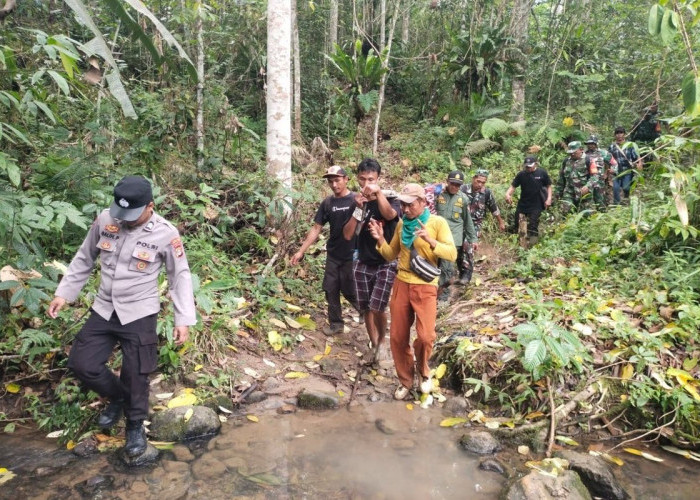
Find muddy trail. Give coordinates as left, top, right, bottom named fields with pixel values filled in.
left=1, top=241, right=699, bottom=499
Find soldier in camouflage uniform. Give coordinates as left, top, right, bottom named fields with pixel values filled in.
left=556, top=141, right=604, bottom=214
left=435, top=170, right=476, bottom=300
left=584, top=135, right=617, bottom=208
left=459, top=169, right=505, bottom=284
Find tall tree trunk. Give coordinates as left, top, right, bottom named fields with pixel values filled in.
left=195, top=1, right=205, bottom=170
left=329, top=0, right=339, bottom=50
left=292, top=0, right=301, bottom=141
left=372, top=0, right=401, bottom=155
left=267, top=0, right=292, bottom=217
left=401, top=0, right=410, bottom=45
left=379, top=0, right=386, bottom=51
left=509, top=0, right=534, bottom=121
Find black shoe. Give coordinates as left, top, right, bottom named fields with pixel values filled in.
left=97, top=400, right=124, bottom=429
left=458, top=274, right=470, bottom=285
left=124, top=424, right=147, bottom=457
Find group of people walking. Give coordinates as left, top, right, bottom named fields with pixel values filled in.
left=295, top=120, right=652, bottom=398
left=291, top=159, right=505, bottom=400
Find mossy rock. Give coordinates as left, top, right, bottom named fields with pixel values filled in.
left=150, top=405, right=221, bottom=442
left=297, top=390, right=339, bottom=410
left=202, top=395, right=235, bottom=413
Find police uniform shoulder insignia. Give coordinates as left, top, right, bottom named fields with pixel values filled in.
left=105, top=224, right=119, bottom=233
left=144, top=221, right=155, bottom=232
left=170, top=237, right=185, bottom=258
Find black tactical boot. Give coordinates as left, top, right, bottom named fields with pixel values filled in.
left=97, top=399, right=124, bottom=429
left=124, top=421, right=147, bottom=457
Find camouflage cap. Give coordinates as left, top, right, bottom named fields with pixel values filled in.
left=473, top=169, right=489, bottom=178
left=584, top=134, right=599, bottom=145
left=566, top=141, right=583, bottom=153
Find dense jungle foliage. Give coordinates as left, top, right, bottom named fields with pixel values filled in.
left=1, top=0, right=699, bottom=445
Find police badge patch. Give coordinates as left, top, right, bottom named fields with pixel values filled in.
left=170, top=238, right=185, bottom=258
left=105, top=225, right=120, bottom=233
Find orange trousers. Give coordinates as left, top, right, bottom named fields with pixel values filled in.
left=389, top=279, right=438, bottom=389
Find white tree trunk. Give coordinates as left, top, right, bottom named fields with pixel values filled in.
left=329, top=0, right=339, bottom=50
left=372, top=0, right=401, bottom=155
left=267, top=0, right=292, bottom=216
left=401, top=0, right=410, bottom=45
left=379, top=0, right=386, bottom=51
left=509, top=0, right=534, bottom=121
left=292, top=0, right=301, bottom=140
left=195, top=1, right=205, bottom=169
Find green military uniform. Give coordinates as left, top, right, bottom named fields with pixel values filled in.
left=435, top=188, right=476, bottom=287
left=585, top=148, right=617, bottom=209
left=556, top=148, right=603, bottom=214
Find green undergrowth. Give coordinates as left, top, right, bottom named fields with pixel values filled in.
left=438, top=192, right=700, bottom=445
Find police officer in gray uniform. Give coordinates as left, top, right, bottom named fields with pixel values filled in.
left=48, top=175, right=196, bottom=458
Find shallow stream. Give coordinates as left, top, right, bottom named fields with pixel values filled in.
left=0, top=401, right=698, bottom=499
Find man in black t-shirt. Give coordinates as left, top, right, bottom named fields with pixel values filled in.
left=343, top=158, right=400, bottom=362
left=291, top=166, right=359, bottom=335
left=505, top=156, right=552, bottom=246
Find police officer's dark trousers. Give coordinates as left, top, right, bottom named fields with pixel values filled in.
left=68, top=310, right=158, bottom=422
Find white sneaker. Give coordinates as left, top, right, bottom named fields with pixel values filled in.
left=394, top=385, right=410, bottom=400
left=420, top=377, right=433, bottom=394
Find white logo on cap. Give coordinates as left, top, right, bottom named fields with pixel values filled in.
left=118, top=198, right=130, bottom=208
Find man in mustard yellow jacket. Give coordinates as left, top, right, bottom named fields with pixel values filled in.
left=368, top=183, right=456, bottom=400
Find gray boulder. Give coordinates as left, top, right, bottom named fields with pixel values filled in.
left=554, top=450, right=629, bottom=500
left=503, top=470, right=592, bottom=500
left=459, top=431, right=501, bottom=455
left=150, top=405, right=221, bottom=442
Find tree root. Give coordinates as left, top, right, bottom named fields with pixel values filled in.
left=492, top=383, right=598, bottom=451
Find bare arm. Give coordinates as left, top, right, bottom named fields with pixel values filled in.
left=505, top=185, right=515, bottom=205
left=291, top=223, right=323, bottom=265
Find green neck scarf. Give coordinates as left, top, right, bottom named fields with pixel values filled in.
left=401, top=207, right=430, bottom=248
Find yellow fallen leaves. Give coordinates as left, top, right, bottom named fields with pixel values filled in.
left=267, top=330, right=283, bottom=351
left=439, top=417, right=468, bottom=427
left=167, top=390, right=197, bottom=409
left=0, top=467, right=17, bottom=485
left=667, top=367, right=700, bottom=401
left=526, top=457, right=569, bottom=477
left=589, top=450, right=624, bottom=466
left=661, top=445, right=700, bottom=461
left=620, top=364, right=634, bottom=381
left=4, top=383, right=20, bottom=394
left=183, top=408, right=194, bottom=422
left=284, top=316, right=301, bottom=329
left=312, top=344, right=332, bottom=362
left=246, top=415, right=259, bottom=423
left=555, top=436, right=579, bottom=447
left=406, top=403, right=414, bottom=410
left=284, top=371, right=309, bottom=379
left=623, top=448, right=664, bottom=462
